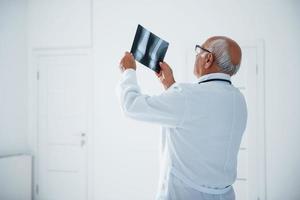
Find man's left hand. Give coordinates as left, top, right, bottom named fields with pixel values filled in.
left=119, top=52, right=136, bottom=73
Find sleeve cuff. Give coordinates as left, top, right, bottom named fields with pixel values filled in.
left=122, top=68, right=136, bottom=77
left=121, top=68, right=138, bottom=85
left=167, top=82, right=178, bottom=90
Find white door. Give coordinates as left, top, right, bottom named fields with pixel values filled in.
left=37, top=51, right=92, bottom=200
left=184, top=43, right=266, bottom=200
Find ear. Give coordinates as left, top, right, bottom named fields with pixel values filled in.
left=204, top=53, right=214, bottom=69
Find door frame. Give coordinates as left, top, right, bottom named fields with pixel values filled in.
left=28, top=47, right=95, bottom=200
left=241, top=39, right=266, bottom=200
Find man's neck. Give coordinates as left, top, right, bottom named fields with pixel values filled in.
left=198, top=70, right=231, bottom=79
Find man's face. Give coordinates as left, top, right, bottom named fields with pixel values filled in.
left=193, top=42, right=208, bottom=77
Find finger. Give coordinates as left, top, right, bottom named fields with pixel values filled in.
left=159, top=61, right=169, bottom=69
left=158, top=75, right=165, bottom=82
left=119, top=63, right=124, bottom=71
left=125, top=51, right=132, bottom=57
left=159, top=62, right=164, bottom=70
left=125, top=52, right=134, bottom=60
left=155, top=71, right=162, bottom=77
left=120, top=57, right=124, bottom=64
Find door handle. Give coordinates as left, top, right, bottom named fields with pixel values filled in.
left=72, top=132, right=86, bottom=137
left=73, top=132, right=86, bottom=147
left=81, top=139, right=86, bottom=147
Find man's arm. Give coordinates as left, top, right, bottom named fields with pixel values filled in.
left=119, top=52, right=175, bottom=90
left=117, top=52, right=187, bottom=128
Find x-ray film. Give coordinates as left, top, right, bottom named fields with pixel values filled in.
left=130, top=24, right=169, bottom=73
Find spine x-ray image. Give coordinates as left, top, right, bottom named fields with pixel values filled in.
left=130, top=24, right=169, bottom=73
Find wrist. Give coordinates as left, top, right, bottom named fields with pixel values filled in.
left=123, top=67, right=136, bottom=73
left=164, top=80, right=176, bottom=90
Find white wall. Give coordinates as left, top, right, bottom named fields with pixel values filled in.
left=26, top=0, right=300, bottom=200
left=0, top=0, right=29, bottom=156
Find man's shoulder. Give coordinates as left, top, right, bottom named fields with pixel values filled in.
left=173, top=82, right=195, bottom=89
left=166, top=82, right=195, bottom=94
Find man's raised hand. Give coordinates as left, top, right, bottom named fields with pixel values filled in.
left=156, top=61, right=176, bottom=90
left=119, top=52, right=136, bottom=73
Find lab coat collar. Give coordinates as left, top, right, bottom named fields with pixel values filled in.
left=197, top=73, right=231, bottom=83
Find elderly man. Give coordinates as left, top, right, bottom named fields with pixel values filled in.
left=117, top=36, right=247, bottom=200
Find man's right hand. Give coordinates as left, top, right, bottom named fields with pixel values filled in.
left=156, top=61, right=176, bottom=90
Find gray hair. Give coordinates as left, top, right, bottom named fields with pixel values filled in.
left=207, top=39, right=240, bottom=75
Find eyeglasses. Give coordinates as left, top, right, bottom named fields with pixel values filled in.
left=195, top=45, right=211, bottom=54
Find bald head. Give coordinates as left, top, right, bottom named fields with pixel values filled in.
left=203, top=36, right=242, bottom=75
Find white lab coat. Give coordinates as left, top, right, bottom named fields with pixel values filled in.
left=117, top=69, right=247, bottom=200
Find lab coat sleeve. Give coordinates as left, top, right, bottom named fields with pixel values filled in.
left=116, top=69, right=187, bottom=128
